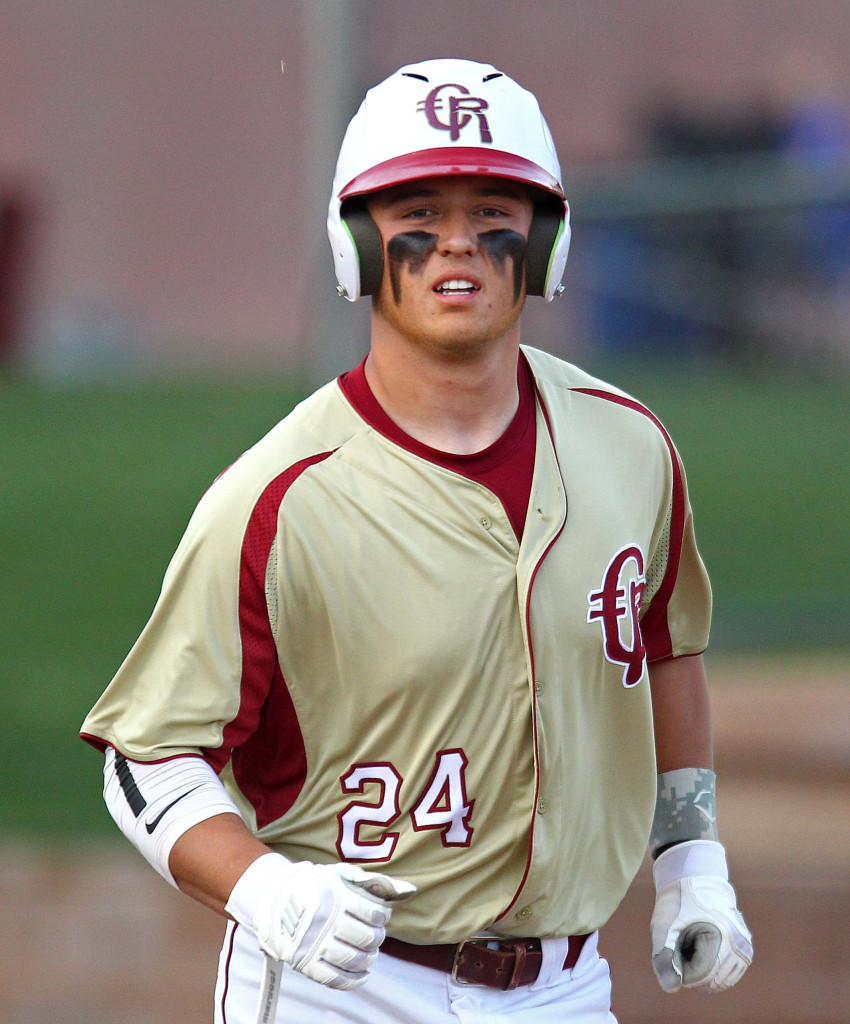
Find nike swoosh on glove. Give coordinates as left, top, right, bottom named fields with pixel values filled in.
left=650, top=840, right=753, bottom=993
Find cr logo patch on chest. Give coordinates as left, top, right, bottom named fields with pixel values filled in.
left=587, top=545, right=647, bottom=687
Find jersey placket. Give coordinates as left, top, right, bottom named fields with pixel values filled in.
left=498, top=396, right=570, bottom=931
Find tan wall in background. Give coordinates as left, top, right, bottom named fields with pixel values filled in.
left=2, top=0, right=850, bottom=369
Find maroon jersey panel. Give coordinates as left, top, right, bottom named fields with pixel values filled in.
left=206, top=452, right=334, bottom=827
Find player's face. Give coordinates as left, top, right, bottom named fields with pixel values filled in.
left=367, top=176, right=534, bottom=359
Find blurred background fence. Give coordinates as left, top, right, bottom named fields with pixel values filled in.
left=1, top=2, right=848, bottom=1022
left=570, top=152, right=850, bottom=366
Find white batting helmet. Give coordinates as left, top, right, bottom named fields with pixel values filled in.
left=327, top=58, right=570, bottom=302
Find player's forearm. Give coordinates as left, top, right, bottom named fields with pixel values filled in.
left=648, top=653, right=719, bottom=857
left=168, top=812, right=273, bottom=917
left=648, top=652, right=713, bottom=772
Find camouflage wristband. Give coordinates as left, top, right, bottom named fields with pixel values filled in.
left=649, top=767, right=719, bottom=858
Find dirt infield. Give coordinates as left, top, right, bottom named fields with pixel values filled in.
left=1, top=655, right=847, bottom=1024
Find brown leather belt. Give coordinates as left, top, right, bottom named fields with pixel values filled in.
left=380, top=933, right=590, bottom=990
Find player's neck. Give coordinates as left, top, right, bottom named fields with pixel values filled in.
left=364, top=329, right=522, bottom=456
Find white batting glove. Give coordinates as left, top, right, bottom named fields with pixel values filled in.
left=226, top=853, right=416, bottom=990
left=651, top=840, right=753, bottom=994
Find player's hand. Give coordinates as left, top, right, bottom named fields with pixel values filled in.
left=226, top=853, right=416, bottom=990
left=650, top=840, right=752, bottom=994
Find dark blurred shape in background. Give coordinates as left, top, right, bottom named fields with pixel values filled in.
left=0, top=179, right=36, bottom=365
left=572, top=31, right=850, bottom=367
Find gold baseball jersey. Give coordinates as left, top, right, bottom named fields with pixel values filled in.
left=81, top=345, right=711, bottom=943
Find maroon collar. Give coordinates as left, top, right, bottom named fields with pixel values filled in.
left=338, top=354, right=535, bottom=474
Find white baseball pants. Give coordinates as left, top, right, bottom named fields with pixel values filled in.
left=214, top=923, right=618, bottom=1024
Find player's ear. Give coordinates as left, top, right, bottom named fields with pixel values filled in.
left=340, top=199, right=384, bottom=296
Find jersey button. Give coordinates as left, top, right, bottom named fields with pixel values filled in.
left=478, top=515, right=491, bottom=529
left=516, top=906, right=533, bottom=921
left=534, top=680, right=543, bottom=696
left=537, top=799, right=547, bottom=814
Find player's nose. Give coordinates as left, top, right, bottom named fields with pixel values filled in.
left=436, top=207, right=479, bottom=258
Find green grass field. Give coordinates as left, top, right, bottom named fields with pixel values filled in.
left=589, top=357, right=850, bottom=647
left=1, top=361, right=847, bottom=837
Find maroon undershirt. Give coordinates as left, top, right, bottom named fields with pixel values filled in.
left=339, top=355, right=537, bottom=540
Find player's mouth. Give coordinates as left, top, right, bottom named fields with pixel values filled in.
left=433, top=277, right=481, bottom=296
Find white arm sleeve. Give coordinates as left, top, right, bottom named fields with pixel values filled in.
left=103, top=747, right=242, bottom=887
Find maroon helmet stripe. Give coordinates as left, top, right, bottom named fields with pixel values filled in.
left=340, top=147, right=565, bottom=201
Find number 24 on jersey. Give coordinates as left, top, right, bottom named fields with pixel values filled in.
left=337, top=749, right=474, bottom=861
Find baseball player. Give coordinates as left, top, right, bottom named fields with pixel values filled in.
left=81, top=58, right=752, bottom=1023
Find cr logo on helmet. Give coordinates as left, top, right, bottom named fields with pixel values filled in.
left=417, top=83, right=493, bottom=143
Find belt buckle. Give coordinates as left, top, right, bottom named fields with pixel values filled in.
left=451, top=935, right=493, bottom=986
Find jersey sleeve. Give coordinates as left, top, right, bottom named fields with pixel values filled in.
left=640, top=440, right=712, bottom=662
left=80, top=459, right=275, bottom=764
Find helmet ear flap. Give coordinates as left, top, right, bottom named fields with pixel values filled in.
left=341, top=199, right=384, bottom=296
left=525, top=198, right=563, bottom=297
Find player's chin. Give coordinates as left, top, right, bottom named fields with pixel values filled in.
left=450, top=309, right=525, bottom=349
left=425, top=324, right=512, bottom=361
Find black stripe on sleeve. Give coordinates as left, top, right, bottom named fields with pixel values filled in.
left=114, top=752, right=148, bottom=818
